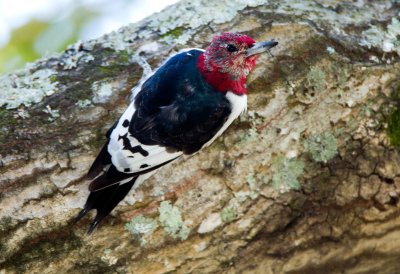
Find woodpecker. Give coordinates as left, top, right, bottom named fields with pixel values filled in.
left=75, top=32, right=278, bottom=233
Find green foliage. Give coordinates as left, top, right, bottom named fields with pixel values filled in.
left=303, top=132, right=338, bottom=163
left=0, top=20, right=49, bottom=73
left=271, top=156, right=305, bottom=192
left=158, top=201, right=190, bottom=240
left=0, top=8, right=97, bottom=73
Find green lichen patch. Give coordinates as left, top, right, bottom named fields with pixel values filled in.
left=360, top=18, right=400, bottom=54
left=220, top=207, right=237, bottom=223
left=306, top=67, right=325, bottom=91
left=75, top=99, right=92, bottom=108
left=43, top=105, right=60, bottom=122
left=125, top=215, right=159, bottom=246
left=159, top=27, right=190, bottom=44
left=158, top=201, right=191, bottom=240
left=160, top=27, right=184, bottom=39
left=125, top=215, right=158, bottom=235
left=271, top=156, right=305, bottom=193
left=99, top=49, right=132, bottom=67
left=92, top=80, right=114, bottom=104
left=0, top=108, right=17, bottom=128
left=0, top=108, right=19, bottom=145
left=0, top=68, right=59, bottom=110
left=303, top=132, right=338, bottom=163
left=246, top=171, right=259, bottom=199
left=238, top=127, right=259, bottom=144
left=177, top=225, right=191, bottom=241
left=328, top=62, right=349, bottom=88
left=387, top=108, right=400, bottom=148
left=115, top=49, right=132, bottom=64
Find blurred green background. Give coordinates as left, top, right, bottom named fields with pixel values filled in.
left=0, top=0, right=178, bottom=73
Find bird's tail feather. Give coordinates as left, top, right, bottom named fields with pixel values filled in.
left=86, top=142, right=111, bottom=180
left=74, top=176, right=137, bottom=234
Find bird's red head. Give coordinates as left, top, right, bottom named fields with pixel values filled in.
left=198, top=32, right=278, bottom=95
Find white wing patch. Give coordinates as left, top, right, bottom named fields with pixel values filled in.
left=108, top=101, right=182, bottom=173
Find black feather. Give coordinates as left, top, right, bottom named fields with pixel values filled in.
left=75, top=177, right=137, bottom=234
left=130, top=49, right=232, bottom=154
left=86, top=142, right=111, bottom=180
left=89, top=164, right=133, bottom=191
left=86, top=120, right=118, bottom=180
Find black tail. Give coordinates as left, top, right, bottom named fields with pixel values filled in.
left=74, top=176, right=137, bottom=234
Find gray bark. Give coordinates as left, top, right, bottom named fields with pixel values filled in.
left=1, top=0, right=400, bottom=273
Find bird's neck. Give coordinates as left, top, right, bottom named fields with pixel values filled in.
left=197, top=53, right=247, bottom=95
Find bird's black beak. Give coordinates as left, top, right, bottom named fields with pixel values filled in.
left=246, top=40, right=278, bottom=57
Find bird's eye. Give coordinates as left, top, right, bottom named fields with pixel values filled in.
left=226, top=44, right=238, bottom=52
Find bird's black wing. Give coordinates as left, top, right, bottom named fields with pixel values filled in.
left=76, top=49, right=233, bottom=233
left=130, top=49, right=232, bottom=154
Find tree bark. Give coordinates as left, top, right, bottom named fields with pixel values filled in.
left=1, top=0, right=400, bottom=273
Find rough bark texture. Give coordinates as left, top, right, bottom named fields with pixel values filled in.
left=1, top=0, right=400, bottom=273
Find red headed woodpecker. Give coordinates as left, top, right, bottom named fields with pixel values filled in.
left=75, top=32, right=278, bottom=233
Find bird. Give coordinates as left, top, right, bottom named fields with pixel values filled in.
left=74, top=32, right=278, bottom=234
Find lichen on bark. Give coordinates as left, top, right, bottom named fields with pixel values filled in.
left=1, top=0, right=400, bottom=273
